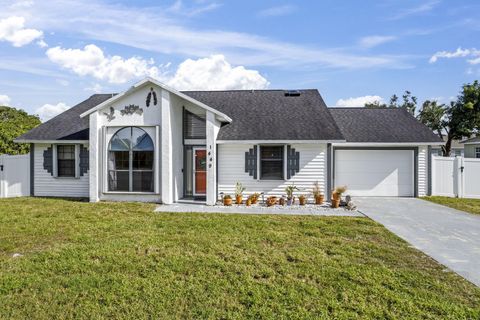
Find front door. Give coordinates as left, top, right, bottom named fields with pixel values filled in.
left=193, top=147, right=207, bottom=196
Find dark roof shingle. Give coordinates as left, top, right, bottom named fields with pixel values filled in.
left=183, top=90, right=344, bottom=141
left=16, top=94, right=113, bottom=141
left=329, top=107, right=442, bottom=143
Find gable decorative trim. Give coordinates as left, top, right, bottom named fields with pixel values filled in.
left=146, top=87, right=158, bottom=107
left=79, top=146, right=89, bottom=176
left=120, top=104, right=143, bottom=116
left=286, top=145, right=300, bottom=179
left=43, top=146, right=53, bottom=175
left=245, top=146, right=257, bottom=179
left=103, top=107, right=115, bottom=121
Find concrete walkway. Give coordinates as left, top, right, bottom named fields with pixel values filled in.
left=155, top=202, right=363, bottom=217
left=355, top=197, right=480, bottom=287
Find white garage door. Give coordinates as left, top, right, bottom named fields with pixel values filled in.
left=334, top=150, right=414, bottom=197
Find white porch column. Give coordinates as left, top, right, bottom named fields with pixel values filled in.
left=89, top=112, right=100, bottom=202
left=206, top=111, right=220, bottom=205
left=161, top=89, right=173, bottom=204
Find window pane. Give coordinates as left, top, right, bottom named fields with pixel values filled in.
left=261, top=146, right=283, bottom=160
left=132, top=171, right=153, bottom=192
left=133, top=151, right=153, bottom=170
left=260, top=146, right=283, bottom=180
left=184, top=111, right=206, bottom=139
left=110, top=127, right=131, bottom=151
left=108, top=127, right=155, bottom=192
left=57, top=145, right=75, bottom=177
left=109, top=151, right=129, bottom=170
left=108, top=170, right=129, bottom=191
left=132, top=127, right=154, bottom=150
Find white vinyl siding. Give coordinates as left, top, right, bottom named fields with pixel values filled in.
left=218, top=143, right=327, bottom=198
left=417, top=146, right=428, bottom=197
left=34, top=143, right=89, bottom=197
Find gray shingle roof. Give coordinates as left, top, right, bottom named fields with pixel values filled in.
left=461, top=136, right=480, bottom=144
left=182, top=89, right=344, bottom=141
left=329, top=107, right=442, bottom=143
left=16, top=94, right=113, bottom=141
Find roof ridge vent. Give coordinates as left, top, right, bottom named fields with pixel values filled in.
left=284, top=90, right=301, bottom=97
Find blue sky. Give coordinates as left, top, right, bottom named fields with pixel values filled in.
left=0, top=0, right=479, bottom=120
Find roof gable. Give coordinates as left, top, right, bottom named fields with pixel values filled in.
left=79, top=77, right=232, bottom=122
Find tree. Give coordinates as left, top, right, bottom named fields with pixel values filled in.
left=0, top=106, right=41, bottom=155
left=417, top=80, right=480, bottom=156
left=365, top=91, right=417, bottom=114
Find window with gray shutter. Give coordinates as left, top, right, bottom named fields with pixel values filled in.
left=183, top=109, right=206, bottom=139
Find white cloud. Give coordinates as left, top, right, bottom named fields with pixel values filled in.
left=2, top=0, right=407, bottom=70
left=46, top=44, right=160, bottom=84
left=429, top=47, right=480, bottom=64
left=167, top=55, right=269, bottom=90
left=0, top=94, right=11, bottom=106
left=0, top=16, right=43, bottom=47
left=390, top=0, right=440, bottom=20
left=167, top=0, right=222, bottom=17
left=84, top=83, right=103, bottom=93
left=334, top=95, right=383, bottom=108
left=36, top=39, right=48, bottom=48
left=359, top=35, right=396, bottom=48
left=35, top=102, right=70, bottom=121
left=258, top=5, right=296, bottom=17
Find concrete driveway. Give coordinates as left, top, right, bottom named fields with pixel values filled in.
left=355, top=197, right=480, bottom=287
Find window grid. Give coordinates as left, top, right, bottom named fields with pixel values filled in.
left=57, top=145, right=75, bottom=177
left=108, top=127, right=154, bottom=192
left=476, top=147, right=480, bottom=159
left=260, top=146, right=284, bottom=180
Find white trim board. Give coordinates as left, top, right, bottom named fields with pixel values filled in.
left=217, top=140, right=345, bottom=144
left=14, top=139, right=88, bottom=144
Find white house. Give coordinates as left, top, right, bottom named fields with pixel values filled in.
left=16, top=78, right=443, bottom=204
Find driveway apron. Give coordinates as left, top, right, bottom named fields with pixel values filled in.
left=355, top=197, right=480, bottom=287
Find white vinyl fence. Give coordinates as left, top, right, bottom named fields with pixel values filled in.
left=432, top=155, right=480, bottom=199
left=0, top=154, right=30, bottom=198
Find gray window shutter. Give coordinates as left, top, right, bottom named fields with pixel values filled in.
left=245, top=146, right=257, bottom=179
left=286, top=145, right=300, bottom=179
left=43, top=146, right=53, bottom=175
left=79, top=146, right=89, bottom=176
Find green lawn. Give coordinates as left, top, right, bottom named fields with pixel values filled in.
left=0, top=198, right=479, bottom=319
left=423, top=196, right=480, bottom=215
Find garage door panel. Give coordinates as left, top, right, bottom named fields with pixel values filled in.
left=335, top=150, right=414, bottom=197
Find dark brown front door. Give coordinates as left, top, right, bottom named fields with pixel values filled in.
left=194, top=148, right=207, bottom=195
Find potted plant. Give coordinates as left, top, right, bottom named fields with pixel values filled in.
left=266, top=196, right=277, bottom=207
left=299, top=194, right=307, bottom=205
left=279, top=196, right=286, bottom=206
left=285, top=184, right=299, bottom=205
left=251, top=193, right=260, bottom=204
left=312, top=181, right=324, bottom=205
left=246, top=195, right=252, bottom=206
left=223, top=195, right=232, bottom=206
left=235, top=182, right=246, bottom=204
left=331, top=186, right=347, bottom=208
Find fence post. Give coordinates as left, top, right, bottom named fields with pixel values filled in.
left=459, top=156, right=465, bottom=199
left=431, top=155, right=436, bottom=196
left=453, top=157, right=459, bottom=198
left=0, top=154, right=4, bottom=198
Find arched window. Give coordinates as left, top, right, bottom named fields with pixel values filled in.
left=108, top=127, right=154, bottom=192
